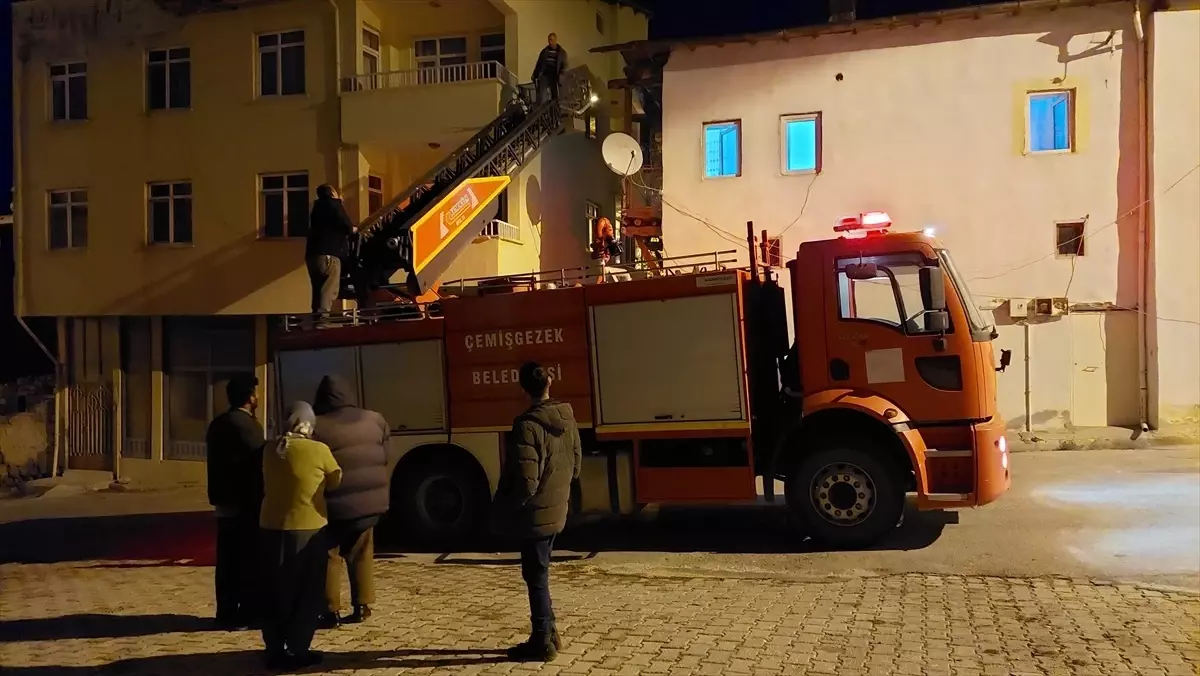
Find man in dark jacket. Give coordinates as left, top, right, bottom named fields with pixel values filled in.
left=531, top=33, right=567, bottom=104
left=306, top=184, right=356, bottom=317
left=205, top=372, right=266, bottom=630
left=492, top=361, right=582, bottom=662
left=311, top=374, right=390, bottom=628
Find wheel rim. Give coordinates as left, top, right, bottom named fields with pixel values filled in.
left=415, top=475, right=466, bottom=529
left=810, top=461, right=877, bottom=527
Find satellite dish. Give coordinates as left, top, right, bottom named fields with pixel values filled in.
left=602, top=133, right=644, bottom=177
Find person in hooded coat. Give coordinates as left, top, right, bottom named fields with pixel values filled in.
left=259, top=401, right=342, bottom=671
left=310, top=374, right=391, bottom=627
left=491, top=361, right=582, bottom=663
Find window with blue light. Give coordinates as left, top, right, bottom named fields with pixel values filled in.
left=782, top=113, right=821, bottom=174
left=703, top=120, right=741, bottom=178
left=1027, top=90, right=1073, bottom=153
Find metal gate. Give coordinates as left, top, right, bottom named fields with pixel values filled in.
left=66, top=383, right=114, bottom=471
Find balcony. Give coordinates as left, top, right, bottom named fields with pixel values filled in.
left=340, top=61, right=518, bottom=150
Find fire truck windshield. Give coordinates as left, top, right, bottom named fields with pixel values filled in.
left=937, top=249, right=994, bottom=339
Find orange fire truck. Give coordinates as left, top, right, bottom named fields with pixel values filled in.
left=273, top=212, right=1011, bottom=549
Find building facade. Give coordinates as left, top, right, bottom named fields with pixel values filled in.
left=625, top=0, right=1198, bottom=434
left=11, top=0, right=647, bottom=482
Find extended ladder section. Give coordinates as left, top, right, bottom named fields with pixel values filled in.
left=345, top=67, right=594, bottom=302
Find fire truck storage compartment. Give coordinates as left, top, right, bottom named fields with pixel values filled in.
left=277, top=346, right=360, bottom=413
left=589, top=292, right=747, bottom=426
left=360, top=340, right=447, bottom=432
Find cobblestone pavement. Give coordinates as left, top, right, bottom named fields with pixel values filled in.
left=1, top=560, right=1198, bottom=676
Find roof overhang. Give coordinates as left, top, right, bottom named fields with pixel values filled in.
left=593, top=0, right=1131, bottom=56
left=598, top=0, right=653, bottom=17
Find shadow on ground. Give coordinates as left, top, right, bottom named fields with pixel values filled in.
left=0, top=613, right=214, bottom=642
left=0, top=648, right=510, bottom=674
left=0, top=501, right=955, bottom=567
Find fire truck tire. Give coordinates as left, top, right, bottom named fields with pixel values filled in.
left=393, top=457, right=489, bottom=546
left=785, top=444, right=905, bottom=550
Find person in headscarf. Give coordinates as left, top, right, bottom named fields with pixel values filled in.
left=258, top=401, right=342, bottom=671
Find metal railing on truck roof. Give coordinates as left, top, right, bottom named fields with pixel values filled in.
left=281, top=249, right=740, bottom=332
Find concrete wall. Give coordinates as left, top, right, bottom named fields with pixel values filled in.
left=0, top=376, right=55, bottom=484
left=659, top=4, right=1160, bottom=430
left=1148, top=8, right=1200, bottom=431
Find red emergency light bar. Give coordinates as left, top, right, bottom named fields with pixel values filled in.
left=834, top=211, right=892, bottom=239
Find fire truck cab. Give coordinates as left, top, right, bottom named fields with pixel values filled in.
left=272, top=213, right=1010, bottom=549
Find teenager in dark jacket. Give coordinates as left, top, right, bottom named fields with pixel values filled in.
left=306, top=185, right=356, bottom=316
left=311, top=374, right=390, bottom=627
left=492, top=362, right=582, bottom=662
left=531, top=33, right=568, bottom=104
left=205, top=373, right=266, bottom=630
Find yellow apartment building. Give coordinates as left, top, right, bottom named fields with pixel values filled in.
left=11, top=0, right=648, bottom=483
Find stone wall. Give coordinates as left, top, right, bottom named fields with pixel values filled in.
left=0, top=375, right=55, bottom=487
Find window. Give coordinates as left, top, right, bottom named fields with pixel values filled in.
left=121, top=318, right=153, bottom=459
left=596, top=10, right=606, bottom=35
left=415, top=36, right=468, bottom=68
left=258, top=30, right=306, bottom=97
left=585, top=111, right=597, bottom=139
left=47, top=189, right=88, bottom=250
left=781, top=113, right=821, bottom=174
left=362, top=26, right=381, bottom=84
left=367, top=175, right=384, bottom=215
left=259, top=172, right=310, bottom=238
left=837, top=253, right=947, bottom=334
left=165, top=317, right=254, bottom=451
left=148, top=181, right=193, bottom=245
left=49, top=62, right=87, bottom=121
left=1027, top=90, right=1073, bottom=153
left=1055, top=220, right=1086, bottom=256
left=147, top=48, right=191, bottom=110
left=585, top=200, right=601, bottom=252
left=703, top=120, right=740, bottom=179
left=480, top=33, right=505, bottom=66
left=761, top=236, right=782, bottom=268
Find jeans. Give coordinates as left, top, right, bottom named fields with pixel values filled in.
left=536, top=75, right=560, bottom=105
left=519, top=535, right=556, bottom=639
left=215, top=515, right=259, bottom=622
left=306, top=255, right=341, bottom=315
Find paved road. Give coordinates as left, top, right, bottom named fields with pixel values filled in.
left=2, top=555, right=1198, bottom=675
left=4, top=448, right=1196, bottom=590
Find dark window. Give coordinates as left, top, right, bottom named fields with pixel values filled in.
left=480, top=33, right=505, bottom=66
left=49, top=62, right=87, bottom=121
left=1056, top=221, right=1086, bottom=256
left=47, top=189, right=88, bottom=249
left=260, top=172, right=310, bottom=238
left=148, top=181, right=194, bottom=244
left=367, top=175, right=384, bottom=215
left=259, top=31, right=306, bottom=96
left=147, top=48, right=191, bottom=110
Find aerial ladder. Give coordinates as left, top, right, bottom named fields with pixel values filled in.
left=341, top=68, right=596, bottom=308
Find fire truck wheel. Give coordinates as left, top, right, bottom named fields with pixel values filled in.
left=394, top=458, right=488, bottom=546
left=786, top=444, right=905, bottom=550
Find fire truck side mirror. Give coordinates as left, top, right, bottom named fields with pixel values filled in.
left=926, top=310, right=950, bottom=333
left=997, top=348, right=1013, bottom=372
left=920, top=266, right=947, bottom=311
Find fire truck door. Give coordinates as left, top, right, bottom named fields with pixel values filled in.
left=825, top=252, right=982, bottom=423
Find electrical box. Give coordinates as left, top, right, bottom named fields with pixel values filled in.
left=1008, top=298, right=1030, bottom=318
left=1028, top=297, right=1069, bottom=318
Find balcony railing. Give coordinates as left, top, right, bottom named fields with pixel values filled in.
left=341, top=61, right=516, bottom=93
left=478, top=219, right=521, bottom=242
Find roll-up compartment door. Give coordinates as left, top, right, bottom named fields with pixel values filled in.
left=277, top=347, right=360, bottom=412
left=591, top=293, right=746, bottom=425
left=360, top=340, right=447, bottom=432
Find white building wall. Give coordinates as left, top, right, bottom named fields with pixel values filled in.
left=657, top=3, right=1175, bottom=431
left=1149, top=8, right=1200, bottom=432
